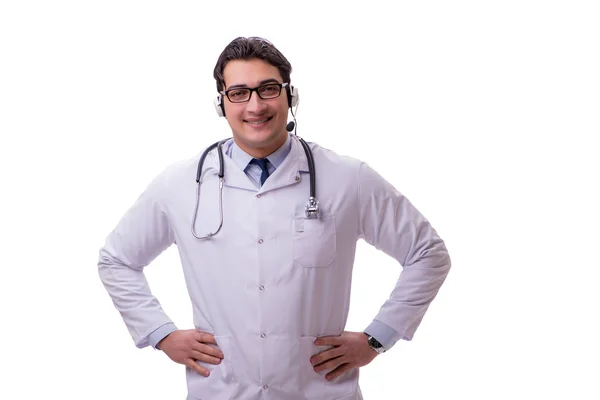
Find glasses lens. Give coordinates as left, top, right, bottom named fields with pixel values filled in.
left=257, top=84, right=281, bottom=99
left=227, top=89, right=251, bottom=103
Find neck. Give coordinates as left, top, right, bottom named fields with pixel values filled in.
left=237, top=132, right=287, bottom=159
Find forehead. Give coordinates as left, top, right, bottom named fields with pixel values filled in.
left=223, top=59, right=283, bottom=88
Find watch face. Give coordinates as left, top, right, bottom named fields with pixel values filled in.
left=364, top=333, right=385, bottom=353
left=367, top=336, right=385, bottom=353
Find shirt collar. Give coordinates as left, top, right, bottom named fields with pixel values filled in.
left=227, top=133, right=292, bottom=171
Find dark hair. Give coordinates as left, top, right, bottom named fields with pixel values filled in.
left=213, top=37, right=292, bottom=92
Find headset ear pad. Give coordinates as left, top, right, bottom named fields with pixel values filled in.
left=214, top=94, right=225, bottom=117
left=287, top=85, right=299, bottom=108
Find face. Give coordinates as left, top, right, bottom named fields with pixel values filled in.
left=221, top=59, right=289, bottom=159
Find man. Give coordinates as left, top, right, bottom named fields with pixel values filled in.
left=98, top=36, right=451, bottom=400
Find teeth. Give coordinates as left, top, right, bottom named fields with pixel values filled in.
left=247, top=118, right=269, bottom=125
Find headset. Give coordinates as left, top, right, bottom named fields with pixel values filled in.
left=213, top=84, right=299, bottom=117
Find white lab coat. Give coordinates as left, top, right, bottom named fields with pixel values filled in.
left=98, top=135, right=451, bottom=400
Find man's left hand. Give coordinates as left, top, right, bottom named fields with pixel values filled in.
left=311, top=331, right=379, bottom=381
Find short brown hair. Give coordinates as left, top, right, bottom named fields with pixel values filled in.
left=213, top=37, right=292, bottom=92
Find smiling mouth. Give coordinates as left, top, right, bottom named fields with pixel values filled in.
left=245, top=116, right=273, bottom=125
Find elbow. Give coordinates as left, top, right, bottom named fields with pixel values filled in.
left=408, top=236, right=451, bottom=272
left=97, top=247, right=138, bottom=274
left=430, top=240, right=451, bottom=274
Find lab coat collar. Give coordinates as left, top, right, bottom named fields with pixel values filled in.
left=258, top=134, right=310, bottom=194
left=290, top=133, right=310, bottom=173
left=204, top=133, right=309, bottom=192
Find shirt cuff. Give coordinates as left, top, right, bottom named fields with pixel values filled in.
left=148, top=323, right=178, bottom=350
left=364, top=320, right=401, bottom=350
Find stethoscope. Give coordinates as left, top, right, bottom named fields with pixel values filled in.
left=191, top=132, right=319, bottom=240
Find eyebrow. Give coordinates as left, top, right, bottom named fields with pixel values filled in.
left=226, top=78, right=281, bottom=90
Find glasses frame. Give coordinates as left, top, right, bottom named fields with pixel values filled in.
left=221, top=82, right=289, bottom=103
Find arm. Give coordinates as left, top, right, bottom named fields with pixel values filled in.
left=358, top=161, right=451, bottom=350
left=97, top=170, right=177, bottom=349
left=310, top=162, right=451, bottom=380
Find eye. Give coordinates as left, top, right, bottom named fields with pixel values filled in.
left=228, top=89, right=249, bottom=100
left=258, top=84, right=280, bottom=97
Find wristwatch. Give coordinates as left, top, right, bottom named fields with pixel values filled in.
left=364, top=332, right=386, bottom=354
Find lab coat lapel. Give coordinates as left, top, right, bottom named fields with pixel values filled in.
left=259, top=135, right=310, bottom=194
left=217, top=151, right=258, bottom=192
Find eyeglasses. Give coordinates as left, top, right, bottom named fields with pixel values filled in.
left=221, top=82, right=289, bottom=103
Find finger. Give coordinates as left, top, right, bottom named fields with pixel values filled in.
left=314, top=355, right=346, bottom=373
left=186, top=359, right=210, bottom=377
left=194, top=330, right=217, bottom=345
left=326, top=362, right=352, bottom=381
left=314, top=335, right=343, bottom=347
left=310, top=346, right=344, bottom=365
left=191, top=349, right=222, bottom=365
left=192, top=342, right=224, bottom=359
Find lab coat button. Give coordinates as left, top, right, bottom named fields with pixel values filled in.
left=258, top=239, right=264, bottom=244
left=260, top=333, right=266, bottom=338
left=263, top=385, right=269, bottom=390
left=295, top=176, right=300, bottom=181
left=259, top=285, right=265, bottom=291
left=256, top=194, right=261, bottom=198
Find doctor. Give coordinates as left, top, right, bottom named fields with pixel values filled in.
left=98, top=36, right=451, bottom=400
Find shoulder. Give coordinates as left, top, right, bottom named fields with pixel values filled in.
left=305, top=140, right=398, bottom=194
left=147, top=146, right=216, bottom=199
left=152, top=154, right=199, bottom=184
left=304, top=140, right=364, bottom=171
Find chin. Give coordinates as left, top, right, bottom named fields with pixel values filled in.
left=247, top=126, right=285, bottom=141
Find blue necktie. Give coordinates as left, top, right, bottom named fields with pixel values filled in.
left=251, top=158, right=270, bottom=186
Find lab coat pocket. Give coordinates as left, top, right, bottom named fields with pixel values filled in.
left=293, top=213, right=337, bottom=268
left=187, top=335, right=238, bottom=400
left=300, top=336, right=357, bottom=400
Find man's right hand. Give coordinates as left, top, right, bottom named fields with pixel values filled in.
left=157, top=329, right=224, bottom=376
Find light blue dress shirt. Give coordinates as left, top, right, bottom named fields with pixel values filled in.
left=227, top=134, right=292, bottom=188
left=149, top=134, right=399, bottom=350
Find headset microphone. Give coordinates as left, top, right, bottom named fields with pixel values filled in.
left=286, top=121, right=295, bottom=132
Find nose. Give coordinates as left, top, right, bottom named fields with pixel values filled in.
left=246, top=91, right=267, bottom=114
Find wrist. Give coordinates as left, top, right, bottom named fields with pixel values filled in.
left=156, top=335, right=168, bottom=350
left=149, top=323, right=178, bottom=350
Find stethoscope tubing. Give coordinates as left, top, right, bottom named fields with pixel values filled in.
left=191, top=136, right=318, bottom=240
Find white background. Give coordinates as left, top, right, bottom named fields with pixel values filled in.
left=1, top=1, right=599, bottom=399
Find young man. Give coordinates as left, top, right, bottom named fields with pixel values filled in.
left=98, top=36, right=451, bottom=400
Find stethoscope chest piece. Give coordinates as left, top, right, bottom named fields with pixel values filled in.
left=305, top=197, right=320, bottom=219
